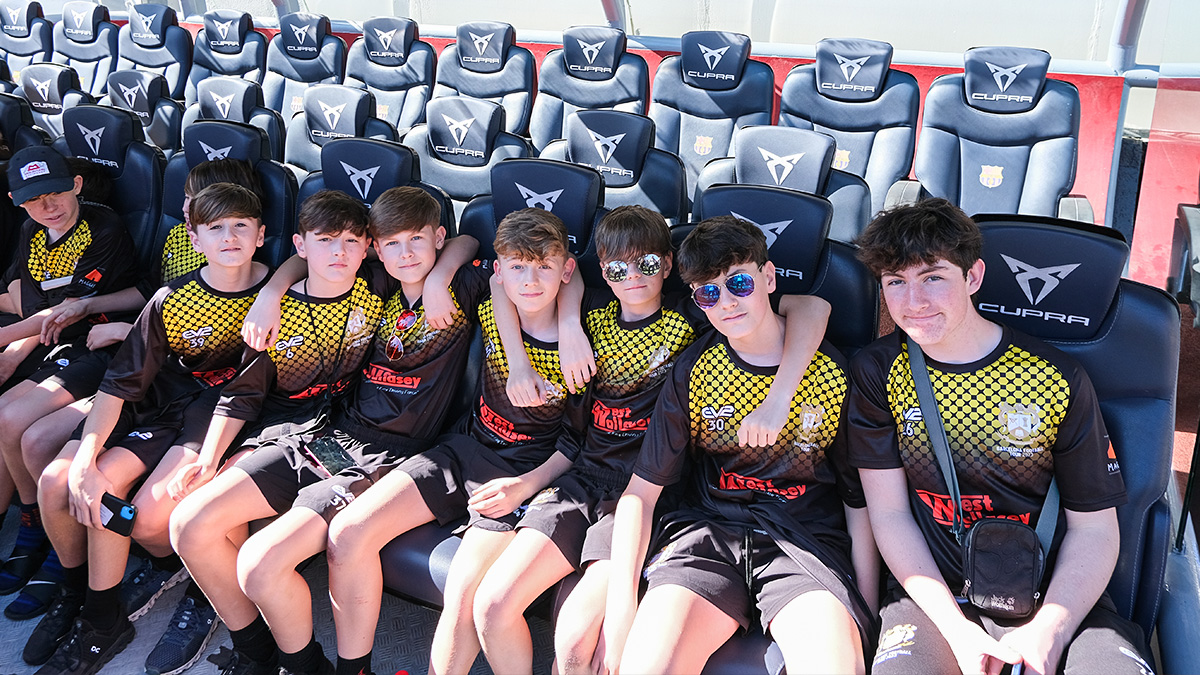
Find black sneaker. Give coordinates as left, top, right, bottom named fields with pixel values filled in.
left=22, top=587, right=84, bottom=666
left=35, top=616, right=135, bottom=675
left=120, top=557, right=189, bottom=621
left=0, top=519, right=51, bottom=595
left=205, top=646, right=279, bottom=675
left=142, top=595, right=220, bottom=675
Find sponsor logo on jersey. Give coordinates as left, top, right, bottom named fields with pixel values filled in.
left=363, top=362, right=422, bottom=390
left=718, top=467, right=807, bottom=499
left=274, top=334, right=304, bottom=358
left=915, top=489, right=1030, bottom=527
left=289, top=380, right=348, bottom=400
left=478, top=396, right=533, bottom=443
left=192, top=366, right=237, bottom=387
left=183, top=325, right=213, bottom=347
left=1106, top=442, right=1121, bottom=474
left=592, top=399, right=647, bottom=433
left=971, top=62, right=1033, bottom=104
left=693, top=135, right=713, bottom=155
left=78, top=268, right=103, bottom=290
left=820, top=53, right=876, bottom=93
left=979, top=165, right=1004, bottom=188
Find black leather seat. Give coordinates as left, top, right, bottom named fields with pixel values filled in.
left=283, top=84, right=395, bottom=176
left=344, top=16, right=434, bottom=136
left=52, top=105, right=164, bottom=265
left=115, top=3, right=192, bottom=100
left=695, top=125, right=871, bottom=242
left=402, top=95, right=531, bottom=219
left=779, top=38, right=919, bottom=215
left=185, top=9, right=267, bottom=107
left=51, top=1, right=117, bottom=97
left=539, top=109, right=687, bottom=224
left=433, top=21, right=535, bottom=136
left=528, top=25, right=648, bottom=152
left=262, top=12, right=345, bottom=119
left=16, top=62, right=90, bottom=138
left=162, top=120, right=298, bottom=267
left=105, top=69, right=181, bottom=157
left=181, top=76, right=285, bottom=162
left=649, top=30, right=774, bottom=201
left=0, top=0, right=52, bottom=81
left=0, top=90, right=48, bottom=153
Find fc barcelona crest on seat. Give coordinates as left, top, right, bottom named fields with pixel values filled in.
left=694, top=134, right=712, bottom=155
left=980, top=164, right=1004, bottom=188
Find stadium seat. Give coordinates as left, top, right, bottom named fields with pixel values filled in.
left=296, top=137, right=455, bottom=234
left=115, top=3, right=192, bottom=100
left=0, top=91, right=48, bottom=154
left=890, top=47, right=1091, bottom=221
left=539, top=110, right=687, bottom=224
left=695, top=125, right=871, bottom=242
left=181, top=76, right=285, bottom=162
left=528, top=25, right=649, bottom=152
left=16, top=62, right=90, bottom=138
left=1167, top=173, right=1200, bottom=321
left=161, top=120, right=298, bottom=267
left=52, top=105, right=164, bottom=266
left=51, top=1, right=118, bottom=97
left=283, top=84, right=395, bottom=175
left=778, top=38, right=918, bottom=215
left=0, top=59, right=12, bottom=93
left=402, top=95, right=531, bottom=219
left=262, top=12, right=346, bottom=119
left=649, top=30, right=774, bottom=201
left=185, top=9, right=267, bottom=106
left=105, top=69, right=181, bottom=157
left=432, top=21, right=535, bottom=136
left=973, top=214, right=1178, bottom=641
left=0, top=0, right=52, bottom=82
left=344, top=16, right=434, bottom=136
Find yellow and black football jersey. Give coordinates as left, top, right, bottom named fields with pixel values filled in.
left=634, top=330, right=861, bottom=528
left=158, top=222, right=208, bottom=285
left=848, top=327, right=1126, bottom=585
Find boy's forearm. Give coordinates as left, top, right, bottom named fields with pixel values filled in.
left=607, top=477, right=662, bottom=610
left=490, top=275, right=533, bottom=370
left=197, top=415, right=247, bottom=470
left=846, top=504, right=881, bottom=615
left=75, top=286, right=148, bottom=314
left=556, top=267, right=584, bottom=328
left=0, top=308, right=54, bottom=345
left=519, top=451, right=574, bottom=495
left=263, top=255, right=307, bottom=298
left=771, top=295, right=831, bottom=397
left=425, top=235, right=478, bottom=289
left=74, top=392, right=125, bottom=467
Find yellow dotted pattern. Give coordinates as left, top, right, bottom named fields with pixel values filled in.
left=586, top=300, right=698, bottom=398
left=28, top=221, right=92, bottom=284
left=160, top=223, right=207, bottom=284
left=376, top=287, right=470, bottom=368
left=479, top=297, right=569, bottom=405
left=162, top=279, right=257, bottom=364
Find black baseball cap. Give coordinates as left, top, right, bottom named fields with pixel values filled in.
left=8, top=146, right=75, bottom=206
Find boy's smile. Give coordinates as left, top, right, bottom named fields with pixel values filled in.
left=496, top=253, right=574, bottom=319
left=374, top=225, right=446, bottom=291
left=191, top=216, right=264, bottom=267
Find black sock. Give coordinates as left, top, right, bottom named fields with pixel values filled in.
left=183, top=580, right=210, bottom=608
left=62, top=563, right=88, bottom=596
left=337, top=652, right=372, bottom=675
left=13, top=502, right=45, bottom=550
left=149, top=553, right=183, bottom=573
left=81, top=583, right=122, bottom=631
left=279, top=635, right=325, bottom=674
left=229, top=615, right=278, bottom=667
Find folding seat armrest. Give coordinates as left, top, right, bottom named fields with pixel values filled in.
left=884, top=178, right=923, bottom=210
left=1056, top=195, right=1094, bottom=224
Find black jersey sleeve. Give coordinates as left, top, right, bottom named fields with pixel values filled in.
left=214, top=346, right=277, bottom=421
left=632, top=341, right=701, bottom=487
left=846, top=337, right=907, bottom=471
left=554, top=391, right=588, bottom=462
left=828, top=386, right=867, bottom=509
left=452, top=262, right=491, bottom=324
left=63, top=211, right=139, bottom=300
left=1, top=223, right=26, bottom=287
left=1048, top=356, right=1127, bottom=512
left=97, top=285, right=172, bottom=402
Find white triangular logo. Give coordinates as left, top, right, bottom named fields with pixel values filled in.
left=985, top=62, right=1027, bottom=93
left=71, top=8, right=87, bottom=28
left=137, top=11, right=156, bottom=32
left=214, top=19, right=232, bottom=40
left=6, top=7, right=20, bottom=23
left=31, top=77, right=50, bottom=100
left=834, top=53, right=869, bottom=82
left=1000, top=254, right=1079, bottom=305
left=577, top=39, right=605, bottom=65
left=118, top=83, right=140, bottom=108
left=587, top=129, right=625, bottom=164
left=469, top=31, right=493, bottom=56
left=699, top=43, right=728, bottom=70
left=441, top=114, right=474, bottom=146
left=731, top=210, right=792, bottom=248
left=375, top=28, right=396, bottom=51
left=199, top=140, right=232, bottom=160
left=758, top=148, right=805, bottom=185
left=340, top=161, right=380, bottom=200
left=77, top=123, right=104, bottom=154
left=319, top=101, right=346, bottom=129
left=210, top=92, right=234, bottom=118
left=516, top=183, right=564, bottom=211
left=290, top=23, right=309, bottom=44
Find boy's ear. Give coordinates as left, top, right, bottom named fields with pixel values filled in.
left=186, top=224, right=201, bottom=253
left=70, top=174, right=83, bottom=195
left=492, top=258, right=501, bottom=279
left=966, top=258, right=986, bottom=295
left=293, top=232, right=307, bottom=259
left=661, top=252, right=673, bottom=279
left=435, top=225, right=446, bottom=249
left=254, top=219, right=265, bottom=248
left=561, top=256, right=577, bottom=283
left=761, top=260, right=777, bottom=294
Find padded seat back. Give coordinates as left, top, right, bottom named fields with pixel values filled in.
left=284, top=84, right=395, bottom=174
left=106, top=70, right=180, bottom=156
left=539, top=109, right=686, bottom=223
left=55, top=105, right=164, bottom=265
left=186, top=9, right=267, bottom=106
left=182, top=76, right=284, bottom=161
left=262, top=12, right=345, bottom=118
left=649, top=30, right=774, bottom=200
left=18, top=62, right=89, bottom=137
left=0, top=91, right=48, bottom=154
left=51, top=1, right=117, bottom=96
left=973, top=215, right=1177, bottom=637
left=433, top=21, right=535, bottom=135
left=115, top=4, right=192, bottom=100
left=0, top=0, right=52, bottom=78
left=529, top=25, right=648, bottom=151
left=162, top=120, right=297, bottom=267
left=916, top=47, right=1079, bottom=217
left=344, top=16, right=434, bottom=135
left=779, top=38, right=918, bottom=214
left=403, top=95, right=531, bottom=217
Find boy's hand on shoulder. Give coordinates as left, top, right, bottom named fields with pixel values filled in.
left=507, top=363, right=548, bottom=407
left=243, top=296, right=282, bottom=351
left=467, top=476, right=533, bottom=519
left=86, top=322, right=129, bottom=350
left=558, top=323, right=595, bottom=394
left=422, top=283, right=458, bottom=330
left=737, top=391, right=792, bottom=447
left=40, top=297, right=89, bottom=344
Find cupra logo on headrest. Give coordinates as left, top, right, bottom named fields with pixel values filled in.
left=985, top=62, right=1027, bottom=93
left=470, top=31, right=493, bottom=55
left=578, top=39, right=605, bottom=64
left=340, top=161, right=380, bottom=200
left=588, top=129, right=625, bottom=164
left=699, top=43, right=728, bottom=70
left=516, top=183, right=563, bottom=211
left=758, top=148, right=805, bottom=186
left=834, top=53, right=869, bottom=82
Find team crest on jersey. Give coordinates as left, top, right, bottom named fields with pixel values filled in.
left=693, top=135, right=713, bottom=155
left=996, top=403, right=1043, bottom=448
left=647, top=344, right=672, bottom=370
left=346, top=306, right=370, bottom=346
left=979, top=165, right=1004, bottom=188
left=832, top=149, right=851, bottom=170
left=793, top=403, right=825, bottom=450
left=542, top=378, right=565, bottom=404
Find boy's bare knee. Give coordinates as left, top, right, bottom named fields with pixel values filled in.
left=473, top=582, right=516, bottom=636
left=36, top=460, right=70, bottom=506
left=235, top=541, right=277, bottom=602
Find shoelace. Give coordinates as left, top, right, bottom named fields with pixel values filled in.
left=162, top=600, right=199, bottom=647
left=45, top=621, right=84, bottom=670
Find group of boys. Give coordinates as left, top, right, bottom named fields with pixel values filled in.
left=0, top=138, right=1157, bottom=675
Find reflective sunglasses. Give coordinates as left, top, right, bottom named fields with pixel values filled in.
left=384, top=309, right=419, bottom=360
left=603, top=253, right=662, bottom=283
left=691, top=272, right=755, bottom=310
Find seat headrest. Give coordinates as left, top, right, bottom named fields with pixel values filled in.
left=21, top=63, right=78, bottom=115
left=732, top=126, right=834, bottom=192
left=128, top=3, right=175, bottom=48
left=203, top=9, right=253, bottom=55
left=62, top=105, right=140, bottom=172
left=564, top=110, right=651, bottom=189
left=362, top=16, right=418, bottom=67
left=198, top=76, right=263, bottom=122
left=963, top=46, right=1050, bottom=114
left=455, top=21, right=513, bottom=74
left=425, top=96, right=504, bottom=168
left=696, top=184, right=832, bottom=294
left=279, top=12, right=329, bottom=61
left=0, top=91, right=32, bottom=133
left=1, top=0, right=42, bottom=38
left=107, top=70, right=169, bottom=126
left=319, top=137, right=416, bottom=205
left=815, top=37, right=893, bottom=102
left=679, top=30, right=751, bottom=91
left=490, top=158, right=601, bottom=255
left=182, top=120, right=266, bottom=167
left=60, top=1, right=106, bottom=44
left=974, top=215, right=1128, bottom=340
left=562, top=26, right=626, bottom=82
left=304, top=85, right=373, bottom=145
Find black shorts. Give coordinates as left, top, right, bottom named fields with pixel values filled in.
left=642, top=519, right=843, bottom=632
left=516, top=468, right=626, bottom=568
left=69, top=386, right=221, bottom=468
left=871, top=593, right=1152, bottom=675
left=396, top=433, right=528, bottom=532
left=8, top=342, right=114, bottom=399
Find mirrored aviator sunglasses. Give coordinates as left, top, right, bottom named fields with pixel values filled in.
left=691, top=272, right=755, bottom=310
left=603, top=253, right=662, bottom=283
left=384, top=309, right=418, bottom=361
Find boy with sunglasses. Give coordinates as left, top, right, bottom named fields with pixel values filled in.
left=602, top=216, right=878, bottom=674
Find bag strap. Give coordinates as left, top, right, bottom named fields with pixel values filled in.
left=906, top=336, right=1059, bottom=551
